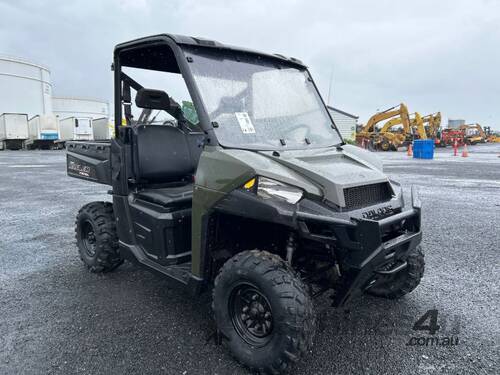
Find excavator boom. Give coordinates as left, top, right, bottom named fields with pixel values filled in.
left=358, top=104, right=408, bottom=134
left=356, top=103, right=412, bottom=150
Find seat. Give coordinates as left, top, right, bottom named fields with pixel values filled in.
left=133, top=124, right=203, bottom=184
left=135, top=184, right=194, bottom=208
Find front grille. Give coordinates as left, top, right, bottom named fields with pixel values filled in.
left=343, top=182, right=392, bottom=210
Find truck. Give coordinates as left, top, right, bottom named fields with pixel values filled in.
left=0, top=113, right=29, bottom=150
left=439, top=128, right=465, bottom=147
left=26, top=114, right=60, bottom=149
left=66, top=34, right=425, bottom=374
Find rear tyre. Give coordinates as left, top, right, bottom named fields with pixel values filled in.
left=75, top=201, right=123, bottom=273
left=212, top=250, right=316, bottom=374
left=366, top=246, right=424, bottom=299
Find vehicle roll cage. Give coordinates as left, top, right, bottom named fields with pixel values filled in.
left=112, top=33, right=342, bottom=147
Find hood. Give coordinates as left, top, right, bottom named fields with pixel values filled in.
left=257, top=144, right=389, bottom=207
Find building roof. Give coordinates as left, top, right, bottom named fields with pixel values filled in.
left=327, top=106, right=359, bottom=119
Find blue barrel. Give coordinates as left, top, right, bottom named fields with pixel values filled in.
left=413, top=140, right=434, bottom=159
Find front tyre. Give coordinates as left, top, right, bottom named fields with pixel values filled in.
left=75, top=202, right=123, bottom=273
left=380, top=140, right=391, bottom=151
left=213, top=250, right=315, bottom=374
left=366, top=246, right=425, bottom=299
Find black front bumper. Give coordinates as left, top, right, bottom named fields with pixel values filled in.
left=296, top=188, right=422, bottom=306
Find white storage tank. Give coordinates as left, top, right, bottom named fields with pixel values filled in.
left=0, top=56, right=52, bottom=117
left=0, top=113, right=29, bottom=150
left=52, top=97, right=109, bottom=119
left=327, top=106, right=358, bottom=142
left=27, top=114, right=60, bottom=149
left=448, top=119, right=465, bottom=129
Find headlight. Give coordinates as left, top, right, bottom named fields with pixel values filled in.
left=241, top=176, right=303, bottom=204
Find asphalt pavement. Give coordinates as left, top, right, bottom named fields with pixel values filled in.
left=0, top=144, right=498, bottom=374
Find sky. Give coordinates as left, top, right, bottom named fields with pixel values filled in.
left=0, top=0, right=499, bottom=128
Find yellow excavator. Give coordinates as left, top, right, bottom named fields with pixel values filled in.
left=459, top=123, right=486, bottom=145
left=356, top=103, right=409, bottom=138
left=356, top=103, right=411, bottom=151
left=374, top=111, right=427, bottom=151
left=484, top=126, right=500, bottom=143
left=422, top=112, right=442, bottom=139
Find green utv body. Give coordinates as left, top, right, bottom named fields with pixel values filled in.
left=67, top=34, right=424, bottom=374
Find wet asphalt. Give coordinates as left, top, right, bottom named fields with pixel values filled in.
left=0, top=144, right=499, bottom=374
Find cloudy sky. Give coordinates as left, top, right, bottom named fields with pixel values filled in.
left=1, top=0, right=499, bottom=128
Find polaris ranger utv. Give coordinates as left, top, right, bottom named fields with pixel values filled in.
left=67, top=34, right=424, bottom=374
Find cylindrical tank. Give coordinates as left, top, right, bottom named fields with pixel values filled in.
left=448, top=119, right=465, bottom=129
left=52, top=97, right=109, bottom=119
left=0, top=55, right=52, bottom=117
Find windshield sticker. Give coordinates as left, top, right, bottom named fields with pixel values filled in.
left=235, top=112, right=256, bottom=134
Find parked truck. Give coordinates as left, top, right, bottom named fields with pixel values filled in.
left=26, top=114, right=60, bottom=149
left=0, top=113, right=29, bottom=150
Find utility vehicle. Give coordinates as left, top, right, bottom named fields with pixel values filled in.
left=67, top=34, right=424, bottom=374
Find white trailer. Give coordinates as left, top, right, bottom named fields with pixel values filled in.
left=27, top=114, right=60, bottom=149
left=58, top=117, right=93, bottom=143
left=91, top=117, right=111, bottom=140
left=58, top=116, right=110, bottom=145
left=0, top=113, right=29, bottom=150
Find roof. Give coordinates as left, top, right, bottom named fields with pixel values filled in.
left=0, top=54, right=50, bottom=72
left=327, top=106, right=359, bottom=119
left=114, top=33, right=306, bottom=69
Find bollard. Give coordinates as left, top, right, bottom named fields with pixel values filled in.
left=407, top=143, right=413, bottom=156
left=462, top=143, right=469, bottom=157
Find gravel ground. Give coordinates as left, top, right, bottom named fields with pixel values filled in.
left=0, top=143, right=499, bottom=374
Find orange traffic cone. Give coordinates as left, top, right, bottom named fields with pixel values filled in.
left=462, top=143, right=469, bottom=157
left=407, top=143, right=413, bottom=156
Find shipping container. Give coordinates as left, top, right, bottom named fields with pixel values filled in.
left=0, top=113, right=29, bottom=150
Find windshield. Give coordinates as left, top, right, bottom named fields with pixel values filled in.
left=184, top=47, right=342, bottom=150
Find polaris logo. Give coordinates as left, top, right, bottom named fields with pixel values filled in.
left=362, top=206, right=394, bottom=220
left=68, top=160, right=91, bottom=177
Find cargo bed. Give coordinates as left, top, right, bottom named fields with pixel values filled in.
left=66, top=141, right=112, bottom=185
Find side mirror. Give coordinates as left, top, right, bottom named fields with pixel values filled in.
left=135, top=88, right=171, bottom=111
